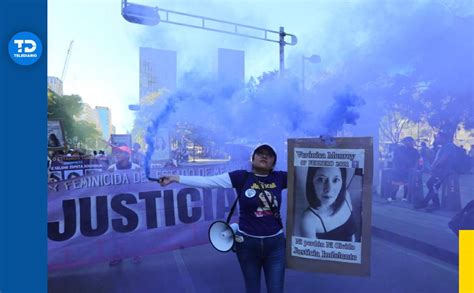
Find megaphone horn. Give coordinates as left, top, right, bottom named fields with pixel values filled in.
left=208, top=221, right=239, bottom=252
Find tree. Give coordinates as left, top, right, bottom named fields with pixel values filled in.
left=47, top=90, right=102, bottom=150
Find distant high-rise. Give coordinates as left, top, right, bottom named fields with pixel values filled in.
left=48, top=76, right=63, bottom=95
left=139, top=48, right=177, bottom=104
left=95, top=106, right=114, bottom=140
left=218, top=48, right=245, bottom=86
left=77, top=103, right=101, bottom=131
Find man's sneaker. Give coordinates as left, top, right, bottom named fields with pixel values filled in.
left=387, top=197, right=393, bottom=202
left=401, top=198, right=408, bottom=202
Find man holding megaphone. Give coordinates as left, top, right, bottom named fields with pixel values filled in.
left=158, top=144, right=287, bottom=293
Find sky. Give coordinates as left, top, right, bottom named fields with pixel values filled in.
left=48, top=0, right=474, bottom=135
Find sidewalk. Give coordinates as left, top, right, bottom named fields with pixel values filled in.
left=372, top=172, right=473, bottom=265
left=372, top=196, right=459, bottom=265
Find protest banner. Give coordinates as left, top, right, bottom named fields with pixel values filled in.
left=286, top=137, right=373, bottom=276
left=49, top=155, right=106, bottom=181
left=47, top=162, right=247, bottom=270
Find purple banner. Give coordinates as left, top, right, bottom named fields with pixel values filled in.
left=48, top=163, right=246, bottom=270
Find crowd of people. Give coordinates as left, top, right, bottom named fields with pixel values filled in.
left=47, top=143, right=147, bottom=182
left=382, top=132, right=474, bottom=212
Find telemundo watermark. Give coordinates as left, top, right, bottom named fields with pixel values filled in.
left=8, top=31, right=43, bottom=66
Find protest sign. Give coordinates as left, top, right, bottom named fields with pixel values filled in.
left=110, top=134, right=132, bottom=153
left=49, top=155, right=106, bottom=181
left=286, top=137, right=373, bottom=276
left=48, top=162, right=246, bottom=270
left=48, top=120, right=66, bottom=150
left=151, top=129, right=171, bottom=161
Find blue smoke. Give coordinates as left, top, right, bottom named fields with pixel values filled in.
left=138, top=71, right=365, bottom=172
left=321, top=91, right=366, bottom=135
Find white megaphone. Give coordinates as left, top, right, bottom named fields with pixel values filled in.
left=208, top=221, right=239, bottom=252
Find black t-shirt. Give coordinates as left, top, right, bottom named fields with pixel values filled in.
left=393, top=145, right=419, bottom=170
left=228, top=170, right=287, bottom=236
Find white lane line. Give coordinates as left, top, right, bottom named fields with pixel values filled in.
left=173, top=249, right=197, bottom=293
left=376, top=239, right=458, bottom=274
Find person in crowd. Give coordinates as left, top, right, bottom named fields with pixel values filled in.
left=383, top=143, right=397, bottom=169
left=415, top=131, right=457, bottom=211
left=158, top=144, right=286, bottom=293
left=107, top=146, right=141, bottom=171
left=299, top=167, right=356, bottom=242
left=419, top=141, right=434, bottom=172
left=107, top=145, right=141, bottom=266
left=95, top=150, right=109, bottom=170
left=131, top=142, right=145, bottom=167
left=387, top=137, right=420, bottom=202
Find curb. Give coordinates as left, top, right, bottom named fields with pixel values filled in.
left=372, top=226, right=458, bottom=266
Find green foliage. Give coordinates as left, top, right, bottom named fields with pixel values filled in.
left=47, top=90, right=102, bottom=150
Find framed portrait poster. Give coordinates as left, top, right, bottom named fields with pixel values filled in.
left=150, top=129, right=171, bottom=161
left=47, top=120, right=66, bottom=150
left=286, top=137, right=373, bottom=276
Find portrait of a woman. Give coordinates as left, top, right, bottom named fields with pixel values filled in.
left=300, top=167, right=357, bottom=242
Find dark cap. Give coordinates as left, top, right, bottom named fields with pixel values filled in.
left=252, top=144, right=277, bottom=164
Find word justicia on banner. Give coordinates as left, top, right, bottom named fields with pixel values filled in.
left=48, top=188, right=237, bottom=241
left=47, top=164, right=244, bottom=270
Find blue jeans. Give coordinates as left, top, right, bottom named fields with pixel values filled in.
left=235, top=232, right=286, bottom=293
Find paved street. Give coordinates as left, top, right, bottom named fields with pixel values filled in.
left=49, top=235, right=457, bottom=293
left=48, top=173, right=472, bottom=293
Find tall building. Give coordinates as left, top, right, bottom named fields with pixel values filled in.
left=95, top=106, right=114, bottom=140
left=77, top=103, right=101, bottom=131
left=217, top=48, right=245, bottom=86
left=48, top=76, right=63, bottom=95
left=76, top=104, right=115, bottom=141
left=139, top=48, right=177, bottom=104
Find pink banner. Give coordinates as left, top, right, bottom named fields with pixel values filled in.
left=48, top=163, right=246, bottom=270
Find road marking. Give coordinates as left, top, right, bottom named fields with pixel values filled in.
left=376, top=239, right=458, bottom=274
left=173, top=250, right=196, bottom=293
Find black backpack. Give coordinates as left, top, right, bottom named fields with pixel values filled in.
left=453, top=146, right=472, bottom=174
left=448, top=200, right=474, bottom=236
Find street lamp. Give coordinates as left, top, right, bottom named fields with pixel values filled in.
left=301, top=54, right=321, bottom=91
left=121, top=0, right=160, bottom=26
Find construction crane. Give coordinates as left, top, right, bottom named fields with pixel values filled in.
left=61, top=40, right=74, bottom=82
